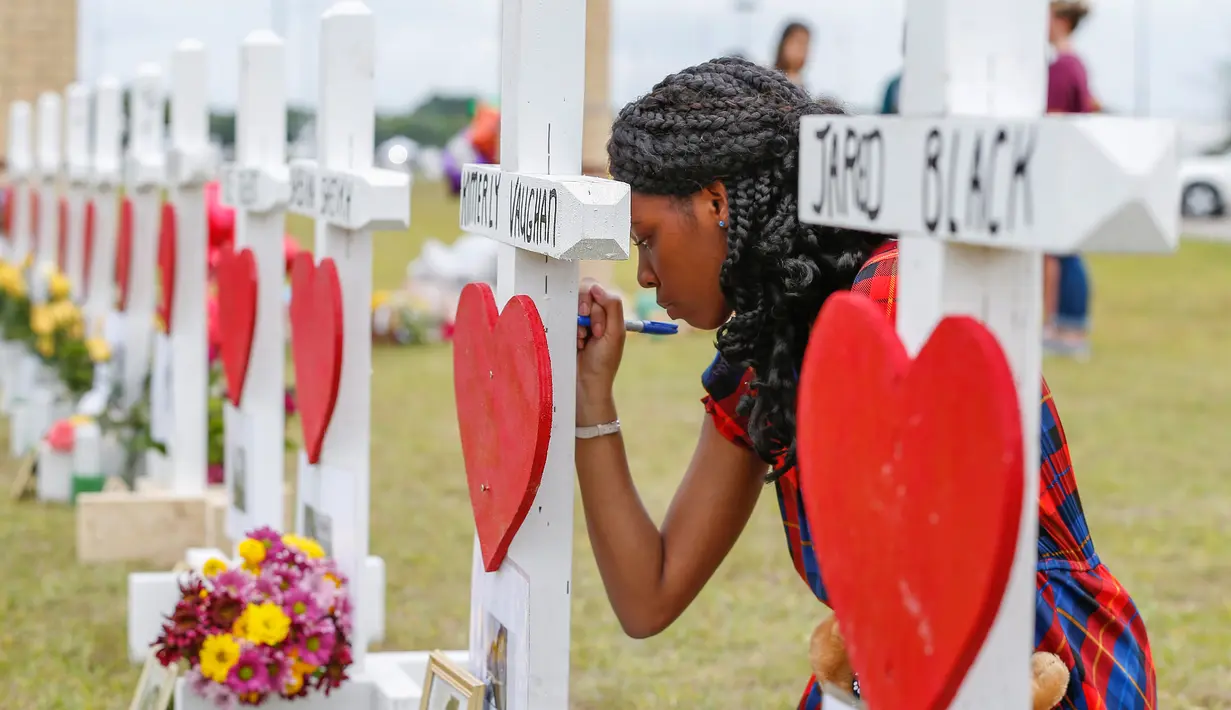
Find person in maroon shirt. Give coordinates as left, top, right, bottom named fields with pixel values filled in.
left=1045, top=0, right=1096, bottom=358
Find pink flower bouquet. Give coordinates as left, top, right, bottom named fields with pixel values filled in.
left=153, top=527, right=354, bottom=707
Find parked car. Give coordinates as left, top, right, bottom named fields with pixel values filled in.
left=1179, top=154, right=1231, bottom=217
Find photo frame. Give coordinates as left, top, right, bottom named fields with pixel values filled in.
left=8, top=451, right=36, bottom=501
left=819, top=682, right=864, bottom=710
left=420, top=650, right=484, bottom=710
left=130, top=644, right=180, bottom=710
left=467, top=546, right=530, bottom=710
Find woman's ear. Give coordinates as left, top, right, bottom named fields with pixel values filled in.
left=699, top=181, right=730, bottom=225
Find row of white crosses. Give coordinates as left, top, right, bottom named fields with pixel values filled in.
left=455, top=0, right=630, bottom=708
left=797, top=0, right=1177, bottom=706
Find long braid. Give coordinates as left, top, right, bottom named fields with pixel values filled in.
left=608, top=57, right=884, bottom=481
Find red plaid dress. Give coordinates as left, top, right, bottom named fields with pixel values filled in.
left=701, top=241, right=1156, bottom=709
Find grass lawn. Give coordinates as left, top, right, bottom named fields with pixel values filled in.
left=1, top=181, right=1229, bottom=708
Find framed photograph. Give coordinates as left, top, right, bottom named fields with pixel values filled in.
left=820, top=682, right=864, bottom=710
left=420, top=650, right=483, bottom=710
left=224, top=403, right=258, bottom=542
left=467, top=545, right=530, bottom=710
left=8, top=451, right=36, bottom=501
left=130, top=645, right=180, bottom=710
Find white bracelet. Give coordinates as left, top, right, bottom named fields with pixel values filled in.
left=576, top=420, right=621, bottom=439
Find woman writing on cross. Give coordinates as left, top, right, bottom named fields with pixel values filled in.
left=574, top=57, right=1155, bottom=709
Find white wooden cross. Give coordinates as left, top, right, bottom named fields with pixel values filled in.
left=5, top=101, right=33, bottom=265
left=150, top=39, right=214, bottom=496
left=285, top=1, right=410, bottom=672
left=33, top=91, right=63, bottom=298
left=120, top=63, right=166, bottom=413
left=221, top=29, right=291, bottom=542
left=84, top=77, right=124, bottom=337
left=796, top=0, right=1178, bottom=705
left=456, top=1, right=629, bottom=707
left=63, top=83, right=93, bottom=302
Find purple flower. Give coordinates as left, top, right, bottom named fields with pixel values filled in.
left=281, top=587, right=320, bottom=626
left=245, top=527, right=285, bottom=553
left=227, top=646, right=272, bottom=695
left=296, top=621, right=337, bottom=666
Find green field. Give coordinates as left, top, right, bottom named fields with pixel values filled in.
left=1, top=182, right=1229, bottom=708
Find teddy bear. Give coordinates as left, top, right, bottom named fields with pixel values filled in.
left=809, top=615, right=1070, bottom=710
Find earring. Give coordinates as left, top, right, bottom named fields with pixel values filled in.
left=718, top=220, right=727, bottom=228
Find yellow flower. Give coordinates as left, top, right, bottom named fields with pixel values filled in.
left=86, top=337, right=111, bottom=363
left=237, top=538, right=266, bottom=567
left=285, top=670, right=306, bottom=694
left=202, top=557, right=228, bottom=577
left=48, top=273, right=71, bottom=301
left=68, top=320, right=84, bottom=341
left=30, top=306, right=53, bottom=336
left=235, top=602, right=291, bottom=646
left=35, top=335, right=54, bottom=358
left=199, top=634, right=241, bottom=683
left=324, top=572, right=342, bottom=589
left=68, top=414, right=93, bottom=426
left=281, top=534, right=326, bottom=560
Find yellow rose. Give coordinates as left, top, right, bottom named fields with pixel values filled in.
left=68, top=320, right=84, bottom=340
left=30, top=306, right=53, bottom=336
left=48, top=273, right=71, bottom=301
left=35, top=335, right=54, bottom=358
left=86, top=338, right=111, bottom=363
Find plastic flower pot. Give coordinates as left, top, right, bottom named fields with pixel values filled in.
left=70, top=472, right=107, bottom=504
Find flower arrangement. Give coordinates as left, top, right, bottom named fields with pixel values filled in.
left=28, top=271, right=98, bottom=397
left=0, top=257, right=31, bottom=343
left=153, top=527, right=354, bottom=707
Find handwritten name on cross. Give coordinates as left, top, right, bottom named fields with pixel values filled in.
left=456, top=1, right=629, bottom=709
left=798, top=0, right=1177, bottom=706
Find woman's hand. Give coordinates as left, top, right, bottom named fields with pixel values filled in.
left=576, top=279, right=626, bottom=410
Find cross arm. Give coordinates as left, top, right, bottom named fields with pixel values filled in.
left=459, top=163, right=631, bottom=261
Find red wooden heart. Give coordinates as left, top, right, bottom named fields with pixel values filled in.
left=217, top=247, right=258, bottom=406
left=29, top=191, right=39, bottom=252
left=114, top=197, right=134, bottom=311
left=452, top=282, right=553, bottom=572
left=2, top=186, right=12, bottom=237
left=796, top=292, right=1024, bottom=710
left=288, top=252, right=343, bottom=464
left=56, top=197, right=68, bottom=272
left=157, top=201, right=177, bottom=333
left=82, top=199, right=95, bottom=293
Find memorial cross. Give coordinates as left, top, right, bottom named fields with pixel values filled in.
left=63, top=83, right=93, bottom=302
left=119, top=64, right=167, bottom=412
left=285, top=1, right=410, bottom=671
left=33, top=91, right=63, bottom=296
left=151, top=39, right=214, bottom=496
left=5, top=101, right=34, bottom=264
left=454, top=0, right=630, bottom=707
left=84, top=77, right=124, bottom=354
left=221, top=30, right=291, bottom=542
left=796, top=0, right=1177, bottom=705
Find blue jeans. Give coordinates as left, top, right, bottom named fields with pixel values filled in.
left=1053, top=255, right=1090, bottom=332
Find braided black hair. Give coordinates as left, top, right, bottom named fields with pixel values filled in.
left=608, top=57, right=885, bottom=482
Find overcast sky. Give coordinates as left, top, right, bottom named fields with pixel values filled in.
left=79, top=0, right=1231, bottom=120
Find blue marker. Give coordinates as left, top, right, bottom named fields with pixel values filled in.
left=577, top=315, right=678, bottom=335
